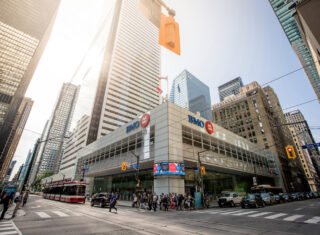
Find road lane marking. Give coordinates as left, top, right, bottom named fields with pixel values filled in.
left=304, top=216, right=320, bottom=224
left=232, top=211, right=258, bottom=216
left=0, top=224, right=13, bottom=227
left=220, top=210, right=243, bottom=215
left=0, top=231, right=18, bottom=235
left=248, top=212, right=272, bottom=217
left=52, top=211, right=68, bottom=217
left=0, top=222, right=12, bottom=225
left=283, top=215, right=304, bottom=221
left=208, top=211, right=223, bottom=214
left=265, top=213, right=287, bottom=219
left=294, top=208, right=302, bottom=211
left=0, top=227, right=14, bottom=231
left=35, top=212, right=51, bottom=218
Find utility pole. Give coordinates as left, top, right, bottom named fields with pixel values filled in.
left=130, top=151, right=140, bottom=189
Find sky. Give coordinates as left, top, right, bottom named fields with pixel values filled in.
left=11, top=0, right=320, bottom=178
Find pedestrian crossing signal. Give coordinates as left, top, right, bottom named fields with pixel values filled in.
left=200, top=166, right=206, bottom=175
left=122, top=162, right=127, bottom=171
left=286, top=145, right=296, bottom=159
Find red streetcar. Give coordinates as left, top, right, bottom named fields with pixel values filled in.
left=43, top=181, right=86, bottom=203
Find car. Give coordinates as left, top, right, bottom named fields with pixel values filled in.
left=290, top=193, right=298, bottom=201
left=241, top=194, right=265, bottom=208
left=310, top=191, right=319, bottom=198
left=273, top=194, right=281, bottom=203
left=218, top=192, right=243, bottom=207
left=279, top=193, right=290, bottom=202
left=91, top=192, right=110, bottom=208
left=297, top=192, right=305, bottom=200
left=261, top=192, right=276, bottom=205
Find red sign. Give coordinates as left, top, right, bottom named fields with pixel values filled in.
left=205, top=121, right=214, bottom=134
left=140, top=113, right=150, bottom=127
left=169, top=163, right=177, bottom=172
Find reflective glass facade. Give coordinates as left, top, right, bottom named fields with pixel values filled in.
left=169, top=70, right=212, bottom=121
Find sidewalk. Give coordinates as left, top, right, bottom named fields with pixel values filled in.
left=1, top=203, right=26, bottom=220
left=116, top=200, right=219, bottom=209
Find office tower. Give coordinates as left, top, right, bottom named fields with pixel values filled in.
left=18, top=150, right=33, bottom=181
left=0, top=97, right=33, bottom=183
left=288, top=126, right=319, bottom=191
left=212, top=82, right=307, bottom=192
left=59, top=115, right=90, bottom=180
left=218, top=77, right=244, bottom=101
left=87, top=0, right=161, bottom=145
left=27, top=121, right=49, bottom=185
left=169, top=70, right=212, bottom=120
left=0, top=0, right=61, bottom=169
left=3, top=160, right=16, bottom=184
left=269, top=0, right=320, bottom=102
left=285, top=110, right=320, bottom=178
left=37, top=83, right=79, bottom=175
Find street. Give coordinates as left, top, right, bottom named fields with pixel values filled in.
left=0, top=194, right=319, bottom=235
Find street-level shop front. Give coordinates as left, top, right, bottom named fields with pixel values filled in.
left=76, top=102, right=282, bottom=200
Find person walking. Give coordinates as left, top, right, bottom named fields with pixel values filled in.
left=0, top=191, right=12, bottom=220
left=147, top=193, right=152, bottom=210
left=132, top=193, right=138, bottom=208
left=162, top=195, right=168, bottom=211
left=152, top=192, right=158, bottom=212
left=170, top=194, right=176, bottom=209
left=109, top=192, right=117, bottom=212
left=22, top=191, right=29, bottom=207
left=12, top=191, right=24, bottom=218
left=177, top=194, right=183, bottom=211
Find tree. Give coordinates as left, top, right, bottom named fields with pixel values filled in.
left=32, top=170, right=54, bottom=191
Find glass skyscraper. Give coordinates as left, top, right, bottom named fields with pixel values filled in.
left=169, top=70, right=212, bottom=121
left=269, top=0, right=320, bottom=102
left=218, top=77, right=244, bottom=101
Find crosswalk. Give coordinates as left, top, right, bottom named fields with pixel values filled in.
left=0, top=221, right=22, bottom=235
left=191, top=209, right=320, bottom=224
left=34, top=210, right=81, bottom=219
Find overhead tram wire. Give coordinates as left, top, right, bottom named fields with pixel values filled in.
left=261, top=60, right=320, bottom=87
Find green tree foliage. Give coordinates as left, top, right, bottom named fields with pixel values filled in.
left=32, top=170, right=54, bottom=191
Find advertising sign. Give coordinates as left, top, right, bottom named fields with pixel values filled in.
left=188, top=115, right=214, bottom=134
left=154, top=162, right=185, bottom=176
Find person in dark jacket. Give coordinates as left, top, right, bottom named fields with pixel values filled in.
left=109, top=192, right=117, bottom=212
left=0, top=191, right=12, bottom=220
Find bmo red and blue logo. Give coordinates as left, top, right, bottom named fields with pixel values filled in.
left=140, top=113, right=150, bottom=127
left=188, top=115, right=214, bottom=134
left=126, top=113, right=150, bottom=133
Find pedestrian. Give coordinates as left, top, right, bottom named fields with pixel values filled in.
left=109, top=192, right=117, bottom=212
left=140, top=193, right=145, bottom=209
left=177, top=194, right=183, bottom=211
left=170, top=194, right=176, bottom=209
left=152, top=192, right=158, bottom=211
left=22, top=191, right=29, bottom=207
left=204, top=193, right=209, bottom=208
left=162, top=195, right=168, bottom=211
left=159, top=193, right=163, bottom=210
left=132, top=193, right=138, bottom=208
left=147, top=193, right=152, bottom=210
left=12, top=191, right=24, bottom=218
left=0, top=191, right=12, bottom=220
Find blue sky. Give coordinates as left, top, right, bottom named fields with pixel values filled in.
left=12, top=0, right=320, bottom=177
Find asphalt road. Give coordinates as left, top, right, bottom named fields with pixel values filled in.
left=1, top=195, right=320, bottom=235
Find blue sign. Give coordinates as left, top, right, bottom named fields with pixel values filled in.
left=126, top=121, right=140, bottom=133
left=130, top=164, right=140, bottom=168
left=4, top=186, right=17, bottom=197
left=194, top=192, right=202, bottom=208
left=302, top=143, right=320, bottom=149
left=154, top=162, right=185, bottom=176
left=188, top=115, right=204, bottom=128
left=82, top=168, right=89, bottom=172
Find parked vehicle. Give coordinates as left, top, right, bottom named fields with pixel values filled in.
left=311, top=191, right=319, bottom=198
left=218, top=192, right=243, bottom=207
left=261, top=192, right=276, bottom=205
left=91, top=192, right=110, bottom=208
left=290, top=193, right=299, bottom=201
left=273, top=194, right=281, bottom=203
left=279, top=193, right=290, bottom=202
left=241, top=194, right=265, bottom=208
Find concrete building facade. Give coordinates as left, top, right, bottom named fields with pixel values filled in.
left=169, top=70, right=212, bottom=121
left=87, top=0, right=161, bottom=145
left=212, top=82, right=307, bottom=192
left=218, top=77, right=244, bottom=102
left=37, top=83, right=79, bottom=175
left=75, top=102, right=281, bottom=200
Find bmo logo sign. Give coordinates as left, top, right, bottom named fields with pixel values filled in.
left=140, top=113, right=150, bottom=127
left=188, top=115, right=214, bottom=134
left=126, top=113, right=150, bottom=133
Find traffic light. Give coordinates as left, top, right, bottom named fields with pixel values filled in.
left=285, top=145, right=296, bottom=159
left=159, top=13, right=181, bottom=55
left=122, top=162, right=127, bottom=171
left=200, top=166, right=206, bottom=176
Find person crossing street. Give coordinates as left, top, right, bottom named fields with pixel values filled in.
left=109, top=192, right=117, bottom=213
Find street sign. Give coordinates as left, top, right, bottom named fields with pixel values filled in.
left=302, top=143, right=320, bottom=149
left=130, top=164, right=140, bottom=168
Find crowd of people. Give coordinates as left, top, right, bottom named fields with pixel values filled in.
left=0, top=190, right=29, bottom=220
left=131, top=192, right=210, bottom=211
